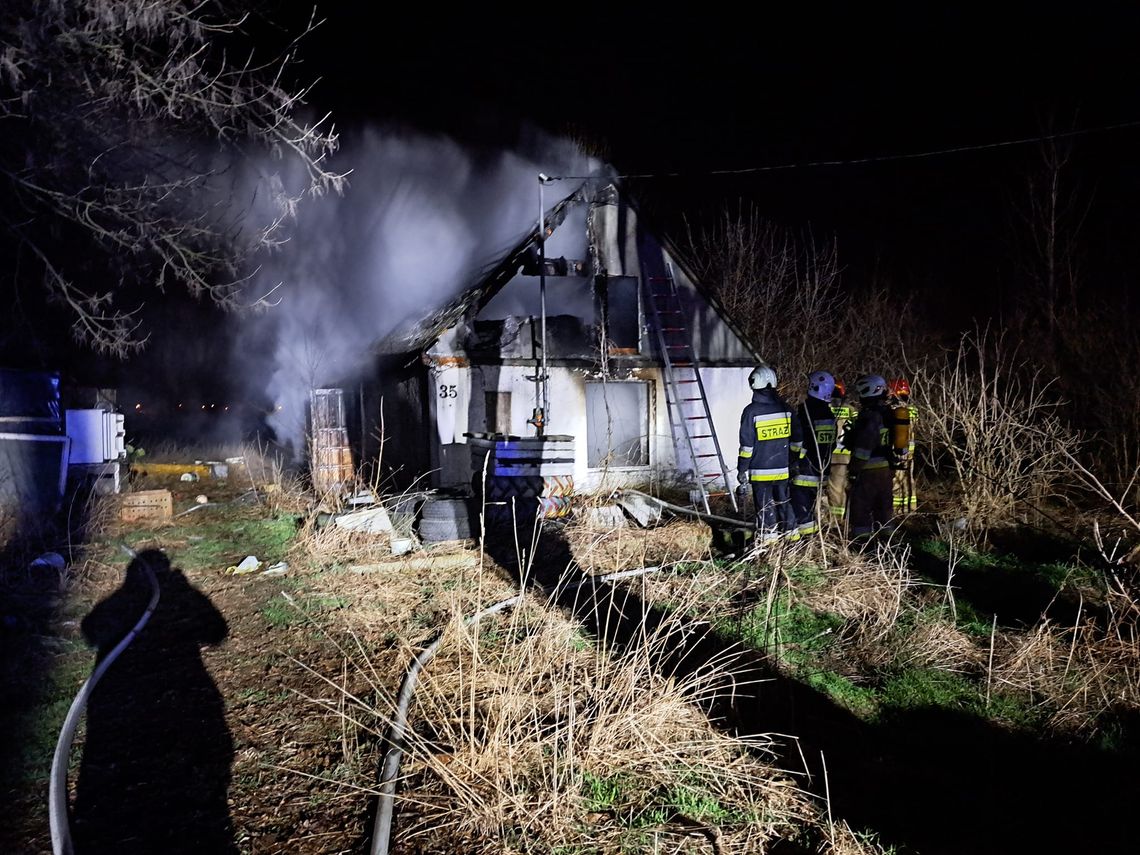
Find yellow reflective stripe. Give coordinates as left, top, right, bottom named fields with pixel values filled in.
left=749, top=468, right=789, bottom=482
left=793, top=476, right=822, bottom=487
left=831, top=450, right=851, bottom=463
left=738, top=447, right=753, bottom=458
left=862, top=460, right=890, bottom=471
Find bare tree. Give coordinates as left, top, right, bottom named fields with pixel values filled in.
left=0, top=0, right=345, bottom=354
left=1009, top=129, right=1092, bottom=339
left=911, top=325, right=1079, bottom=541
left=683, top=203, right=910, bottom=395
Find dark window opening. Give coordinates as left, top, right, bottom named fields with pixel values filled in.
left=599, top=275, right=640, bottom=353
left=484, top=391, right=511, bottom=435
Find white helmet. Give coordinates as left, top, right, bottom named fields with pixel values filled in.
left=855, top=374, right=888, bottom=399
left=807, top=370, right=835, bottom=402
left=748, top=365, right=777, bottom=390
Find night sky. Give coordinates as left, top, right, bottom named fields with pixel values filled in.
left=307, top=6, right=1140, bottom=307
left=40, top=6, right=1140, bottom=430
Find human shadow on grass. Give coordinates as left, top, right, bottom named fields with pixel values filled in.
left=483, top=520, right=1138, bottom=855
left=72, top=549, right=235, bottom=855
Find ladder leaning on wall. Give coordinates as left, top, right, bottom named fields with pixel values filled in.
left=643, top=264, right=738, bottom=514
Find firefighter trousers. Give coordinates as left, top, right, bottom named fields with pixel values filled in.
left=791, top=472, right=826, bottom=536
left=752, top=479, right=794, bottom=540
left=848, top=469, right=894, bottom=539
left=892, top=464, right=917, bottom=512
left=827, top=460, right=849, bottom=518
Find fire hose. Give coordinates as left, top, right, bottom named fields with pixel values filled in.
left=370, top=562, right=666, bottom=855
left=49, top=545, right=160, bottom=855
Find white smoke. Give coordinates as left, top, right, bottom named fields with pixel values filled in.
left=232, top=127, right=599, bottom=452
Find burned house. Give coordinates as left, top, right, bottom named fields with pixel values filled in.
left=358, top=181, right=757, bottom=511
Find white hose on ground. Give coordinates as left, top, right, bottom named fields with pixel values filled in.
left=619, top=488, right=752, bottom=528
left=49, top=545, right=160, bottom=855
left=370, top=563, right=665, bottom=855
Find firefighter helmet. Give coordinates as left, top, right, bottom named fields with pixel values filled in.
left=889, top=377, right=911, bottom=399
left=855, top=374, right=888, bottom=400
left=807, top=370, right=835, bottom=401
left=748, top=365, right=778, bottom=390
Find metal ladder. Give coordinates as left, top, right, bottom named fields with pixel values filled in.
left=644, top=265, right=737, bottom=514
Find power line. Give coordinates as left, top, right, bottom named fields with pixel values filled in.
left=552, top=118, right=1140, bottom=182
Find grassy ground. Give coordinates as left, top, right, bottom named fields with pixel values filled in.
left=6, top=468, right=894, bottom=854
left=10, top=463, right=1137, bottom=853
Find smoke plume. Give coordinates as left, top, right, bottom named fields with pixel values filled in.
left=232, top=127, right=598, bottom=452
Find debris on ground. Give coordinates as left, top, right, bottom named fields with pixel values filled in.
left=614, top=492, right=664, bottom=527
left=226, top=555, right=261, bottom=575
left=390, top=537, right=414, bottom=556
left=261, top=562, right=288, bottom=577
left=334, top=507, right=393, bottom=534
left=179, top=472, right=199, bottom=482
left=578, top=505, right=627, bottom=528
left=119, top=489, right=173, bottom=523
left=29, top=552, right=65, bottom=572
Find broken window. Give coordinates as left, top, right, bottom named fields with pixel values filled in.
left=599, top=275, right=640, bottom=353
left=484, top=391, right=511, bottom=435
left=585, top=381, right=650, bottom=468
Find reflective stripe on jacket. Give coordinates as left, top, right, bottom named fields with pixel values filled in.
left=737, top=389, right=798, bottom=483
left=794, top=396, right=837, bottom=476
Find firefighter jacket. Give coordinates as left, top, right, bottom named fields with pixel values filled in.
left=791, top=396, right=837, bottom=483
left=737, top=388, right=799, bottom=483
left=830, top=403, right=856, bottom=465
left=847, top=400, right=892, bottom=474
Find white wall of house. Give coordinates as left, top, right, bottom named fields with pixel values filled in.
left=428, top=361, right=751, bottom=493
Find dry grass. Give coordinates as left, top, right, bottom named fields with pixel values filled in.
left=566, top=517, right=712, bottom=576
left=798, top=541, right=913, bottom=637
left=991, top=612, right=1140, bottom=736
left=911, top=326, right=1080, bottom=541
left=886, top=616, right=984, bottom=674
left=360, top=593, right=827, bottom=853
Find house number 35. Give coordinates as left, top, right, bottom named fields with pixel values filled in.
left=438, top=384, right=458, bottom=399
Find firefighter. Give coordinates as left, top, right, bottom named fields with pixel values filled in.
left=790, top=370, right=838, bottom=537
left=846, top=374, right=895, bottom=539
left=888, top=377, right=918, bottom=513
left=827, top=378, right=856, bottom=522
left=736, top=364, right=798, bottom=542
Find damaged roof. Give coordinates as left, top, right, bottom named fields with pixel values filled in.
left=374, top=184, right=589, bottom=356
left=373, top=179, right=757, bottom=361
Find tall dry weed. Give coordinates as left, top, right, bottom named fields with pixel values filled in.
left=308, top=577, right=865, bottom=853
left=911, top=325, right=1079, bottom=539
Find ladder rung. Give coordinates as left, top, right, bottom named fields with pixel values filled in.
left=675, top=380, right=698, bottom=384
left=694, top=453, right=718, bottom=458
left=685, top=416, right=709, bottom=421
left=701, top=472, right=723, bottom=478
left=705, top=491, right=729, bottom=497
left=690, top=434, right=712, bottom=439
